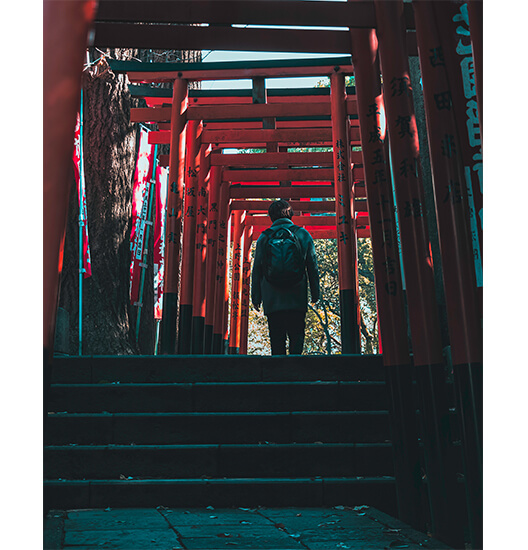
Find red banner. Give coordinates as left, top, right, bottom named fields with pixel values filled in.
left=130, top=128, right=155, bottom=303
left=73, top=113, right=92, bottom=277
left=154, top=165, right=168, bottom=319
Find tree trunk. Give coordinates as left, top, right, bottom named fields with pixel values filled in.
left=58, top=47, right=200, bottom=355
left=60, top=54, right=143, bottom=355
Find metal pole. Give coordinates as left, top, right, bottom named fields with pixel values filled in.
left=413, top=2, right=483, bottom=546
left=374, top=1, right=462, bottom=546
left=204, top=164, right=222, bottom=353
left=135, top=145, right=158, bottom=346
left=349, top=24, right=423, bottom=531
left=191, top=143, right=210, bottom=354
left=178, top=120, right=201, bottom=353
left=159, top=78, right=188, bottom=354
left=330, top=72, right=360, bottom=354
left=78, top=89, right=85, bottom=356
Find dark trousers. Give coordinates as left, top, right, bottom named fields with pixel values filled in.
left=267, top=310, right=306, bottom=355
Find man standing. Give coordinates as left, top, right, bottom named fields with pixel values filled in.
left=251, top=199, right=320, bottom=355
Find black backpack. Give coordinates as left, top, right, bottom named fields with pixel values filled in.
left=262, top=224, right=305, bottom=287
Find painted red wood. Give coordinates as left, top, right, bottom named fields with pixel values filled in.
left=222, top=169, right=335, bottom=182
left=163, top=79, right=188, bottom=295
left=179, top=120, right=201, bottom=307
left=192, top=144, right=211, bottom=318
left=95, top=1, right=377, bottom=28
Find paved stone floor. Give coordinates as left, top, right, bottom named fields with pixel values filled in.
left=44, top=506, right=455, bottom=549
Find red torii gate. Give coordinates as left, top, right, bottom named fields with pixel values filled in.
left=43, top=1, right=482, bottom=548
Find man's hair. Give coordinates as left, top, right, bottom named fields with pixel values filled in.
left=268, top=199, right=293, bottom=222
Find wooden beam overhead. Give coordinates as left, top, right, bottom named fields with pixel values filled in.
left=230, top=200, right=337, bottom=213
left=95, top=1, right=415, bottom=30
left=228, top=184, right=367, bottom=200
left=126, top=64, right=354, bottom=83
left=95, top=1, right=377, bottom=27
left=222, top=168, right=335, bottom=182
left=230, top=185, right=336, bottom=200
left=229, top=199, right=367, bottom=213
left=130, top=100, right=357, bottom=122
left=210, top=151, right=335, bottom=167
left=94, top=23, right=353, bottom=53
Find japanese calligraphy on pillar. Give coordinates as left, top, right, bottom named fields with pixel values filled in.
left=334, top=137, right=353, bottom=250
left=363, top=98, right=402, bottom=298
left=451, top=2, right=483, bottom=285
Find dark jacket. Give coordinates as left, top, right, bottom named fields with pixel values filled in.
left=251, top=218, right=320, bottom=315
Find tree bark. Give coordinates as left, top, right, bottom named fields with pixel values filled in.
left=59, top=55, right=144, bottom=355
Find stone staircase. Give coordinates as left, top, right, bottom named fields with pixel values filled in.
left=44, top=354, right=400, bottom=513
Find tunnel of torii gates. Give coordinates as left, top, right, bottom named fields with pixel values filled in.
left=43, top=0, right=483, bottom=548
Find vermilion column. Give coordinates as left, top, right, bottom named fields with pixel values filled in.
left=191, top=143, right=210, bottom=354
left=239, top=221, right=253, bottom=355
left=228, top=210, right=245, bottom=354
left=221, top=214, right=233, bottom=354
left=160, top=79, right=188, bottom=354
left=419, top=1, right=483, bottom=281
left=43, top=0, right=98, bottom=441
left=467, top=0, right=483, bottom=133
left=374, top=1, right=462, bottom=546
left=212, top=178, right=230, bottom=354
left=350, top=24, right=422, bottom=531
left=330, top=72, right=360, bottom=354
left=177, top=120, right=200, bottom=354
left=413, top=2, right=483, bottom=547
left=204, top=164, right=221, bottom=353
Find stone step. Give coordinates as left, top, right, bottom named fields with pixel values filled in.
left=51, top=354, right=385, bottom=384
left=45, top=410, right=391, bottom=445
left=43, top=477, right=398, bottom=516
left=48, top=381, right=388, bottom=413
left=44, top=443, right=394, bottom=480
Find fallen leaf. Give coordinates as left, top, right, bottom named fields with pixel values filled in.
left=217, top=533, right=233, bottom=538
left=389, top=541, right=410, bottom=548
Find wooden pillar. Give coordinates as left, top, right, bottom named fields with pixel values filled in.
left=204, top=164, right=222, bottom=353
left=159, top=79, right=188, bottom=354
left=191, top=143, right=210, bottom=354
left=222, top=215, right=233, bottom=354
left=43, top=0, right=97, bottom=441
left=350, top=23, right=423, bottom=531
left=212, top=178, right=230, bottom=354
left=228, top=210, right=245, bottom=354
left=177, top=119, right=200, bottom=354
left=239, top=221, right=253, bottom=355
left=413, top=2, right=483, bottom=546
left=330, top=72, right=360, bottom=354
left=374, top=1, right=462, bottom=546
left=467, top=0, right=483, bottom=133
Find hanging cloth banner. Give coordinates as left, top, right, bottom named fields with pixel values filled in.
left=154, top=165, right=168, bottom=319
left=73, top=112, right=92, bottom=278
left=130, top=127, right=155, bottom=303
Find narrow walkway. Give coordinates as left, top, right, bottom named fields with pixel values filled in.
left=44, top=506, right=453, bottom=549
